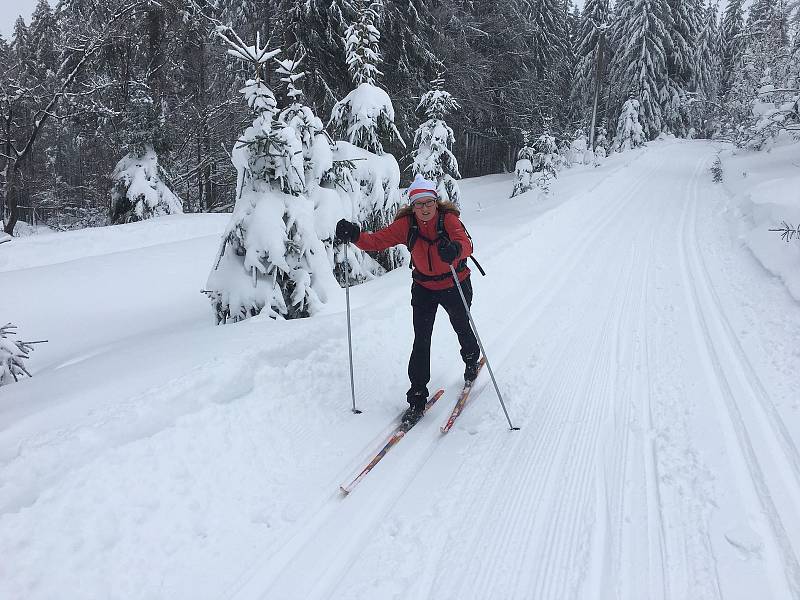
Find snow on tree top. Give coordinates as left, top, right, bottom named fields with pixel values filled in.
left=216, top=27, right=280, bottom=66
left=340, top=83, right=395, bottom=122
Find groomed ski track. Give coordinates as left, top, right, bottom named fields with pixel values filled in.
left=2, top=140, right=800, bottom=600
left=227, top=141, right=800, bottom=600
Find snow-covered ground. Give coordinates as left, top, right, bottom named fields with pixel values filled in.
left=1, top=140, right=800, bottom=599
left=715, top=141, right=800, bottom=301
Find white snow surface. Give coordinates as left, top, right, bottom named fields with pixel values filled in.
left=2, top=140, right=800, bottom=599
left=715, top=140, right=800, bottom=301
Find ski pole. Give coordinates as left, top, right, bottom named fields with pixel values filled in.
left=344, top=243, right=361, bottom=414
left=450, top=265, right=518, bottom=431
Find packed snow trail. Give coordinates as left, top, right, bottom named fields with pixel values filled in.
left=1, top=141, right=799, bottom=600
left=228, top=142, right=800, bottom=600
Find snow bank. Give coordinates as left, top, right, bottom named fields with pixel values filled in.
left=0, top=214, right=229, bottom=273
left=0, top=216, right=227, bottom=371
left=718, top=140, right=800, bottom=300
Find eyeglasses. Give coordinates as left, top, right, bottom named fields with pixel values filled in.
left=413, top=199, right=436, bottom=209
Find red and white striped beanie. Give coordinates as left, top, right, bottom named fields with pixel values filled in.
left=408, top=174, right=439, bottom=203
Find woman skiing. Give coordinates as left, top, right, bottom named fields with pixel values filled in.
left=336, top=174, right=480, bottom=425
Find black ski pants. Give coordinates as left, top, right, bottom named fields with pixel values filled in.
left=408, top=277, right=480, bottom=399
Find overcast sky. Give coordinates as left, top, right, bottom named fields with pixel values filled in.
left=1, top=0, right=39, bottom=39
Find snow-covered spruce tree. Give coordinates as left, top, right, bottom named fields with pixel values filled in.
left=570, top=127, right=593, bottom=165
left=108, top=2, right=183, bottom=225
left=746, top=0, right=790, bottom=46
left=329, top=0, right=404, bottom=271
left=614, top=96, right=646, bottom=151
left=724, top=8, right=799, bottom=150
left=594, top=120, right=610, bottom=160
left=528, top=0, right=572, bottom=121
left=533, top=130, right=559, bottom=194
left=411, top=76, right=462, bottom=206
left=608, top=0, right=672, bottom=139
left=275, top=55, right=332, bottom=190
left=275, top=54, right=381, bottom=287
left=205, top=29, right=337, bottom=323
left=694, top=1, right=723, bottom=136
left=664, top=0, right=703, bottom=135
left=28, top=0, right=58, bottom=81
left=511, top=131, right=536, bottom=198
left=720, top=0, right=746, bottom=93
left=510, top=129, right=559, bottom=197
left=109, top=150, right=183, bottom=223
left=0, top=323, right=38, bottom=386
left=329, top=0, right=402, bottom=154
left=272, top=0, right=353, bottom=113
left=571, top=0, right=611, bottom=121
left=558, top=138, right=573, bottom=170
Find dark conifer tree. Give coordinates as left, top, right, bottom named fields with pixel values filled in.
left=720, top=0, right=746, bottom=93
left=608, top=0, right=672, bottom=139
left=572, top=0, right=611, bottom=124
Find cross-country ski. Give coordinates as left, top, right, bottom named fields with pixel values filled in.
left=340, top=389, right=444, bottom=495
left=441, top=356, right=486, bottom=434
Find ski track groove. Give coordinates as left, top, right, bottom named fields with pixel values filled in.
left=634, top=205, right=671, bottom=600
left=422, top=150, right=670, bottom=600
left=440, top=310, right=596, bottom=599
left=451, top=147, right=677, bottom=598
left=619, top=220, right=663, bottom=600
left=479, top=147, right=671, bottom=363
left=536, top=180, right=664, bottom=600
left=536, top=258, right=626, bottom=599
left=689, top=179, right=800, bottom=486
left=591, top=213, right=656, bottom=600
left=679, top=158, right=800, bottom=599
left=433, top=146, right=720, bottom=600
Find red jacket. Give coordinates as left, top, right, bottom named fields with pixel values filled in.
left=355, top=209, right=472, bottom=290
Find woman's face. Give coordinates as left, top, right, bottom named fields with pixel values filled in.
left=412, top=198, right=437, bottom=222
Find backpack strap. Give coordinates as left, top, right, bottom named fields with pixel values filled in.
left=440, top=210, right=486, bottom=276
left=436, top=211, right=448, bottom=241
left=406, top=208, right=486, bottom=276
left=406, top=213, right=419, bottom=251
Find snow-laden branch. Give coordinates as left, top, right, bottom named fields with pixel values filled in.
left=0, top=323, right=48, bottom=386
left=10, top=0, right=153, bottom=166
left=769, top=222, right=800, bottom=242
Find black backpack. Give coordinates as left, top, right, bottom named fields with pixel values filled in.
left=405, top=210, right=486, bottom=281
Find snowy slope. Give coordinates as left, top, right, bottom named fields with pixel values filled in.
left=714, top=142, right=800, bottom=302
left=1, top=141, right=800, bottom=600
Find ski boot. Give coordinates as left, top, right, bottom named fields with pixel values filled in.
left=464, top=359, right=480, bottom=384
left=402, top=391, right=427, bottom=427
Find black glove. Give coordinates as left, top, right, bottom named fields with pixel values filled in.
left=335, top=219, right=360, bottom=243
left=437, top=239, right=461, bottom=263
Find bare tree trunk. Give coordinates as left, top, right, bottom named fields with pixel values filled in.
left=4, top=171, right=19, bottom=235
left=589, top=29, right=607, bottom=151
left=203, top=130, right=212, bottom=211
